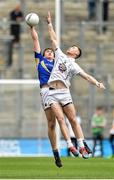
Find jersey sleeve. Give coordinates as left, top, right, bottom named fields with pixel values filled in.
left=34, top=51, right=44, bottom=66
left=55, top=47, right=65, bottom=61
left=72, top=62, right=84, bottom=75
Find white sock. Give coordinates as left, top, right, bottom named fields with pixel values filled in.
left=77, top=138, right=84, bottom=149
left=66, top=139, right=73, bottom=148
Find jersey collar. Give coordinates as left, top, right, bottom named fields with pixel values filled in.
left=68, top=57, right=75, bottom=62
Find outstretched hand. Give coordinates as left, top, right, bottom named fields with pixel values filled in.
left=47, top=11, right=52, bottom=24
left=97, top=82, right=106, bottom=90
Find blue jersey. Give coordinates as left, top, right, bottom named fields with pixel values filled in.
left=34, top=51, right=54, bottom=87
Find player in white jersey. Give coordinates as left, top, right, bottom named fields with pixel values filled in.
left=46, top=11, right=105, bottom=158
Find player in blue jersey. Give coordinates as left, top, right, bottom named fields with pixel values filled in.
left=30, top=26, right=80, bottom=168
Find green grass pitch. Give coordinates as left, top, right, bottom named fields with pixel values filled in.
left=0, top=157, right=114, bottom=179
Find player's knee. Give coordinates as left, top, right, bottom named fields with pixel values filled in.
left=70, top=117, right=78, bottom=126
left=48, top=121, right=56, bottom=130
left=56, top=116, right=64, bottom=125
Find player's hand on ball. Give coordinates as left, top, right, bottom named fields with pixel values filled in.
left=25, top=13, right=39, bottom=27
left=47, top=11, right=52, bottom=24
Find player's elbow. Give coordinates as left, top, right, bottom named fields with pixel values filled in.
left=50, top=39, right=57, bottom=48
left=86, top=75, right=94, bottom=84
left=86, top=75, right=91, bottom=82
left=31, top=35, right=36, bottom=41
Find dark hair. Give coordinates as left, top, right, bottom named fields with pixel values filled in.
left=96, top=106, right=104, bottom=111
left=71, top=45, right=82, bottom=59
left=42, top=48, right=55, bottom=57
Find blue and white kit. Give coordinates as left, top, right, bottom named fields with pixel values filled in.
left=34, top=51, right=54, bottom=110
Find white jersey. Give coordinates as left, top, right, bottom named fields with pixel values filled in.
left=48, top=47, right=84, bottom=88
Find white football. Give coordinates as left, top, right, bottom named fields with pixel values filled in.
left=25, top=13, right=39, bottom=26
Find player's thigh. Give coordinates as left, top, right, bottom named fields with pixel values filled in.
left=51, top=103, right=64, bottom=122
left=45, top=108, right=56, bottom=127
left=63, top=103, right=77, bottom=120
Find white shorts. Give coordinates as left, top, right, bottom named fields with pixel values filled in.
left=40, top=87, right=50, bottom=110
left=48, top=88, right=73, bottom=107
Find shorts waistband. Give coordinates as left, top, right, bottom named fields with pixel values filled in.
left=49, top=87, right=56, bottom=90
left=49, top=86, right=68, bottom=90
left=49, top=87, right=70, bottom=94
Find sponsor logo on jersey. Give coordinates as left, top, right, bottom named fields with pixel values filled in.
left=58, top=63, right=67, bottom=73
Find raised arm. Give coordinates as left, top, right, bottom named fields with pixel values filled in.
left=30, top=26, right=41, bottom=53
left=79, top=71, right=106, bottom=90
left=47, top=11, right=58, bottom=50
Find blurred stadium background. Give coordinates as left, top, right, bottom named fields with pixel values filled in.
left=0, top=0, right=114, bottom=157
